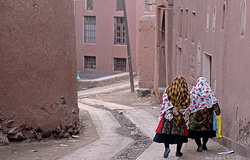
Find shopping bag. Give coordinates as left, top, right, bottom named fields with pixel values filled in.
left=216, top=116, right=223, bottom=138
left=213, top=111, right=216, bottom=130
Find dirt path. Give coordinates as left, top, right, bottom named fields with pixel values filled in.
left=59, top=103, right=134, bottom=160
left=1, top=76, right=249, bottom=160
left=0, top=77, right=158, bottom=160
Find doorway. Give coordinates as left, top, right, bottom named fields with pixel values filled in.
left=203, top=53, right=212, bottom=85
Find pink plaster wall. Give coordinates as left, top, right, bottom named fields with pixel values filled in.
left=75, top=0, right=155, bottom=76
left=0, top=1, right=79, bottom=141
left=153, top=0, right=250, bottom=157
left=75, top=0, right=136, bottom=75
left=171, top=0, right=250, bottom=149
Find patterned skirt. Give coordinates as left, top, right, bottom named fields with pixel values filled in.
left=153, top=118, right=188, bottom=144
left=188, top=106, right=218, bottom=139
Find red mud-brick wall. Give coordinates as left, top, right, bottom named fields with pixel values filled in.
left=0, top=0, right=79, bottom=143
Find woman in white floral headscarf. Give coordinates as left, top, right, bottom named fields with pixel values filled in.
left=188, top=77, right=221, bottom=152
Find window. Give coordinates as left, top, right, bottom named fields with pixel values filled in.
left=144, top=0, right=151, bottom=12
left=114, top=17, right=126, bottom=45
left=84, top=56, right=96, bottom=69
left=185, top=9, right=188, bottom=38
left=191, top=12, right=196, bottom=43
left=117, top=0, right=124, bottom=11
left=179, top=9, right=183, bottom=37
left=84, top=16, right=96, bottom=43
left=241, top=0, right=246, bottom=36
left=114, top=58, right=126, bottom=71
left=221, top=3, right=226, bottom=30
left=161, top=11, right=165, bottom=43
left=86, top=0, right=93, bottom=11
left=206, top=7, right=210, bottom=32
left=203, top=53, right=212, bottom=85
left=212, top=7, right=216, bottom=32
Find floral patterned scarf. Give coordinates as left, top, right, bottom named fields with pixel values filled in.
left=189, top=77, right=218, bottom=113
left=160, top=75, right=190, bottom=130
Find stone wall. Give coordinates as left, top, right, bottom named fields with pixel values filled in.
left=0, top=0, right=79, bottom=144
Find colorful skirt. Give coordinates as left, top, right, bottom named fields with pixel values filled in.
left=154, top=117, right=188, bottom=144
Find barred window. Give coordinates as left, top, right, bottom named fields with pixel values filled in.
left=117, top=0, right=124, bottom=11
left=179, top=9, right=183, bottom=37
left=114, top=58, right=126, bottom=71
left=86, top=0, right=93, bottom=11
left=114, top=17, right=126, bottom=45
left=240, top=0, right=246, bottom=36
left=84, top=16, right=96, bottom=43
left=84, top=56, right=96, bottom=69
left=221, top=3, right=226, bottom=30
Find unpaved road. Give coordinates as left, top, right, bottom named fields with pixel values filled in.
left=0, top=77, right=159, bottom=160
left=0, top=77, right=248, bottom=160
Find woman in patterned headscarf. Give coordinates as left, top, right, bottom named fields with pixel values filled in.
left=153, top=75, right=190, bottom=158
left=188, top=77, right=221, bottom=152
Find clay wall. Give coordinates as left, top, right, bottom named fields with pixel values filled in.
left=0, top=0, right=79, bottom=143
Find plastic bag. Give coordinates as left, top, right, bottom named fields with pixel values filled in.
left=216, top=116, right=223, bottom=138
left=213, top=111, right=216, bottom=130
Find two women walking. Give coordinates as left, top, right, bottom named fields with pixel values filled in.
left=153, top=76, right=221, bottom=158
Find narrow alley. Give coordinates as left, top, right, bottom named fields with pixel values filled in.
left=2, top=1, right=250, bottom=160
left=71, top=76, right=249, bottom=160
left=0, top=76, right=248, bottom=160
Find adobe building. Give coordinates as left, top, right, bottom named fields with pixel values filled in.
left=0, top=1, right=79, bottom=144
left=74, top=0, right=155, bottom=78
left=138, top=0, right=250, bottom=158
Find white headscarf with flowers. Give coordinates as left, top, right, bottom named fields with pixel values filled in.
left=159, top=91, right=190, bottom=122
left=189, top=77, right=218, bottom=113
left=160, top=92, right=174, bottom=120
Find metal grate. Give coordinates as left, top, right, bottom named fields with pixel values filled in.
left=86, top=0, right=93, bottom=10
left=144, top=0, right=151, bottom=12
left=114, top=58, right=126, bottom=71
left=84, top=16, right=96, bottom=43
left=84, top=56, right=96, bottom=69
